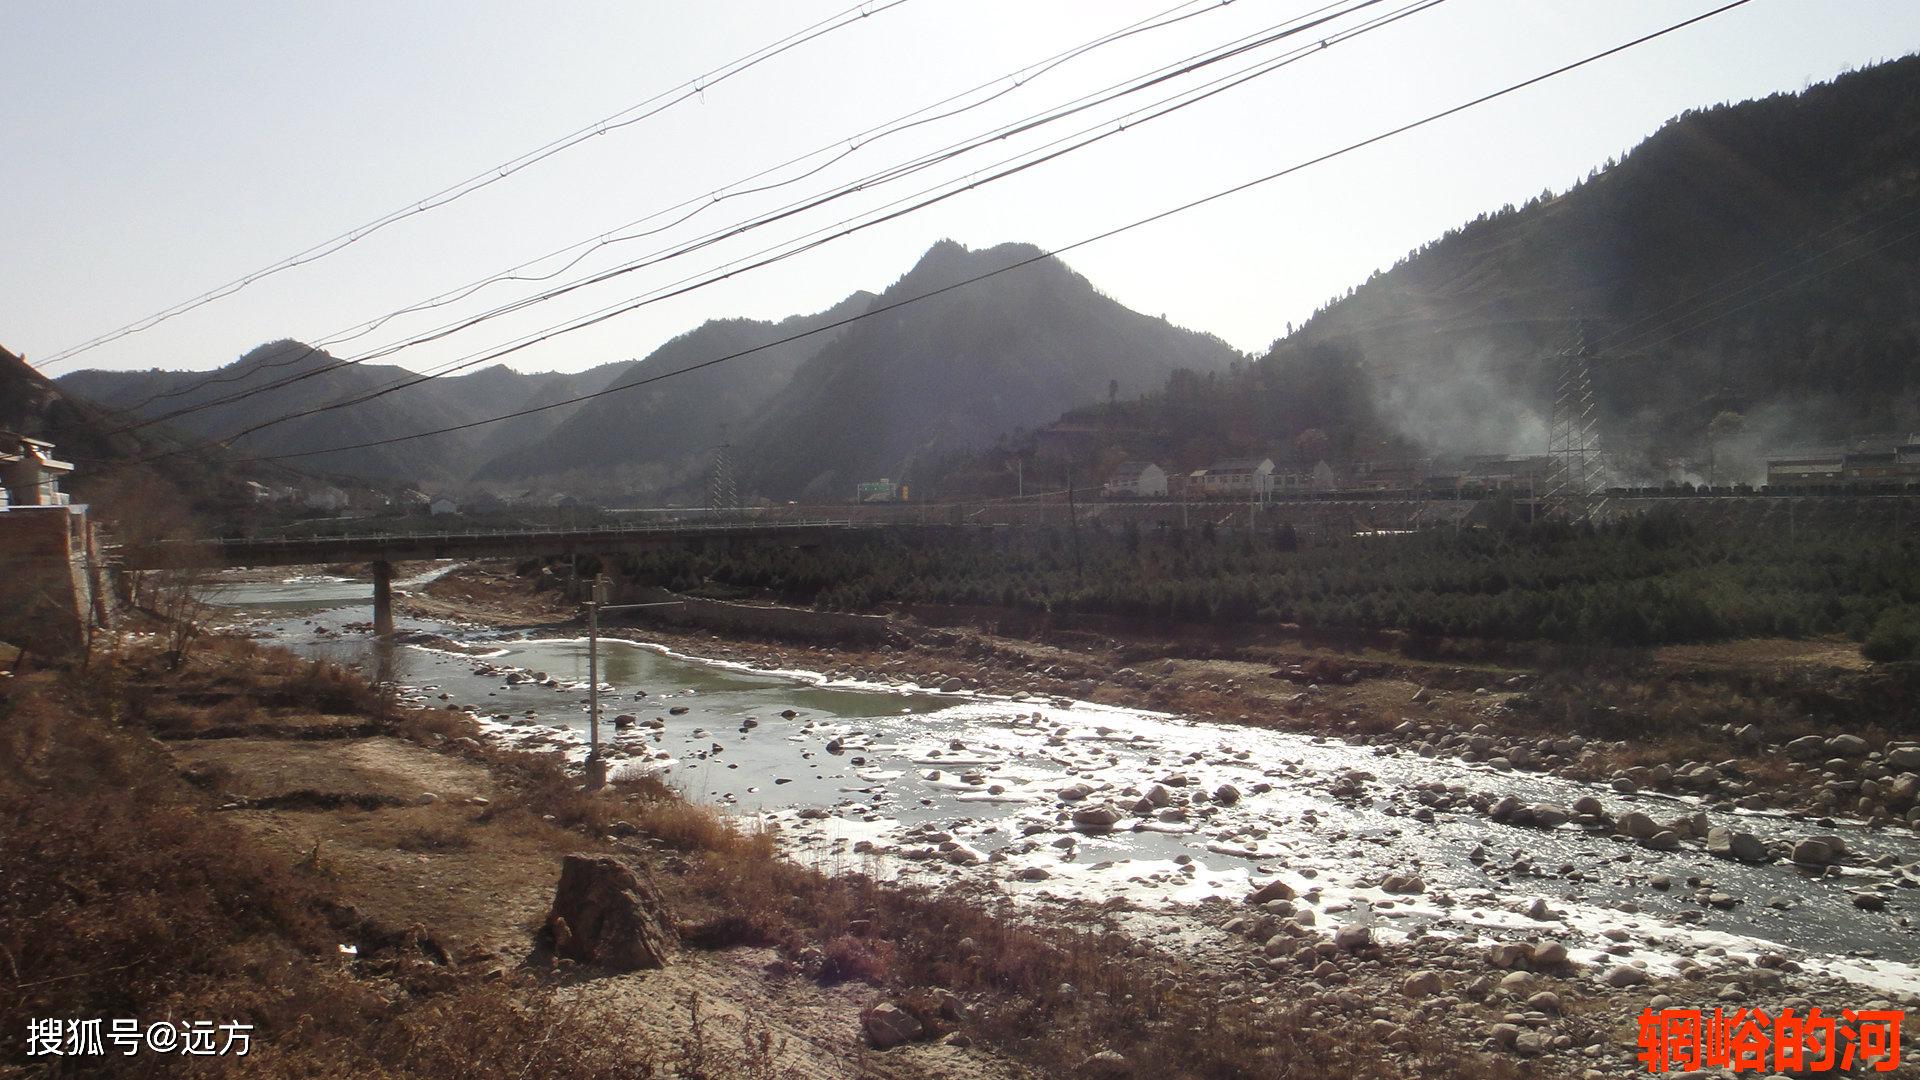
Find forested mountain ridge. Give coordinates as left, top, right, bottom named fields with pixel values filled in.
left=1070, top=55, right=1920, bottom=476
left=742, top=240, right=1242, bottom=499
left=475, top=292, right=878, bottom=498
left=56, top=241, right=1239, bottom=502
left=2, top=344, right=275, bottom=521
left=58, top=342, right=623, bottom=485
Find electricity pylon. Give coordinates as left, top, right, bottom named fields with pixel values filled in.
left=706, top=443, right=739, bottom=511
left=1544, top=322, right=1610, bottom=522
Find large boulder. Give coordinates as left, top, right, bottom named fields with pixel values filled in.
left=1705, top=827, right=1770, bottom=863
left=1826, top=734, right=1870, bottom=757
left=1791, top=837, right=1844, bottom=865
left=862, top=1002, right=923, bottom=1049
left=1783, top=735, right=1828, bottom=760
left=1617, top=811, right=1660, bottom=839
left=543, top=854, right=674, bottom=971
left=1071, top=803, right=1124, bottom=832
left=1246, top=878, right=1297, bottom=905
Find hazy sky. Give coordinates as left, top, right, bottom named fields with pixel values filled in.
left=7, top=0, right=1917, bottom=379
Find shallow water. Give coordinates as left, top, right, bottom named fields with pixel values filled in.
left=208, top=571, right=1920, bottom=994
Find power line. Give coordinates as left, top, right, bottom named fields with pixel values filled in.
left=95, top=0, right=1252, bottom=420
left=104, top=0, right=1423, bottom=443
left=33, top=0, right=918, bottom=369
left=193, top=0, right=1757, bottom=468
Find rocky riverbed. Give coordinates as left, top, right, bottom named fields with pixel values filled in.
left=204, top=567, right=1920, bottom=1076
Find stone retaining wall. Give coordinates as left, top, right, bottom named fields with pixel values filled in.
left=609, top=584, right=891, bottom=643
left=0, top=506, right=111, bottom=656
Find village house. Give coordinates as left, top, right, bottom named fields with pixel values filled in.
left=0, top=434, right=73, bottom=508
left=429, top=494, right=460, bottom=516
left=1272, top=459, right=1337, bottom=493
left=1103, top=461, right=1167, bottom=499
left=1195, top=458, right=1275, bottom=499
left=0, top=432, right=111, bottom=656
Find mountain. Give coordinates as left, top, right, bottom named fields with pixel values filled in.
left=3, top=343, right=273, bottom=524
left=477, top=293, right=877, bottom=499
left=59, top=343, right=621, bottom=485
left=1065, top=56, right=1920, bottom=478
left=57, top=242, right=1239, bottom=501
left=742, top=240, right=1241, bottom=499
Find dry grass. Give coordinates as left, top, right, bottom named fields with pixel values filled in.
left=0, top=641, right=775, bottom=1078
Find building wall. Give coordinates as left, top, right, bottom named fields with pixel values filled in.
left=0, top=507, right=107, bottom=656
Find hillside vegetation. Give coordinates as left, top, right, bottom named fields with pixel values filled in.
left=1037, top=56, right=1920, bottom=477
left=606, top=514, right=1920, bottom=657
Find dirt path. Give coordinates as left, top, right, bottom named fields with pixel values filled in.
left=157, top=697, right=1032, bottom=1079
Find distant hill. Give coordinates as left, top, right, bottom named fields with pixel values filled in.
left=477, top=293, right=877, bottom=499
left=1052, top=55, right=1920, bottom=479
left=742, top=240, right=1241, bottom=499
left=2, top=344, right=271, bottom=525
left=59, top=242, right=1240, bottom=503
left=59, top=343, right=619, bottom=485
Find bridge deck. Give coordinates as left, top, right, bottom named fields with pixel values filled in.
left=118, top=519, right=896, bottom=569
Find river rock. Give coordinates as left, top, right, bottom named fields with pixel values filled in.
left=543, top=854, right=674, bottom=971
left=1530, top=803, right=1571, bottom=828
left=1488, top=943, right=1527, bottom=969
left=1381, top=874, right=1425, bottom=894
left=1827, top=734, right=1869, bottom=757
left=1791, top=837, right=1843, bottom=865
left=1887, top=745, right=1920, bottom=770
left=862, top=1002, right=922, bottom=1049
left=1403, top=970, right=1444, bottom=997
left=1057, top=782, right=1093, bottom=802
left=1706, top=827, right=1770, bottom=863
left=1784, top=734, right=1828, bottom=760
left=1617, top=810, right=1659, bottom=839
left=1571, top=795, right=1605, bottom=817
left=1601, top=965, right=1649, bottom=988
left=1247, top=878, right=1297, bottom=904
left=1643, top=830, right=1681, bottom=852
left=1075, top=1051, right=1134, bottom=1079
left=1529, top=941, right=1570, bottom=967
left=1213, top=784, right=1241, bottom=806
left=1334, top=923, right=1371, bottom=951
left=1071, top=804, right=1124, bottom=832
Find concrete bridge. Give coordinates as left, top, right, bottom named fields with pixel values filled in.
left=118, top=518, right=896, bottom=636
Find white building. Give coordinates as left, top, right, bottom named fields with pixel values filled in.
left=1103, top=461, right=1167, bottom=499
left=429, top=495, right=460, bottom=516
left=1196, top=458, right=1275, bottom=499
left=0, top=433, right=74, bottom=508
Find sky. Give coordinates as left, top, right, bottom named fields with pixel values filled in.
left=6, top=0, right=1918, bottom=381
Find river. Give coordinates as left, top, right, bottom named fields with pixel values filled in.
left=204, top=568, right=1920, bottom=995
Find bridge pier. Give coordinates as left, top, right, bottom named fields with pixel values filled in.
left=372, top=560, right=394, bottom=637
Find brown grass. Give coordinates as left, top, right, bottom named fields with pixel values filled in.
left=0, top=640, right=774, bottom=1078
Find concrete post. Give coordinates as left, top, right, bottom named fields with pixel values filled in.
left=372, top=559, right=394, bottom=637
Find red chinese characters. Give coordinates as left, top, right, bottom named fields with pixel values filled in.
left=1636, top=1007, right=1902, bottom=1073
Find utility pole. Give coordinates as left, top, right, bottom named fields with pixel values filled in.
left=581, top=582, right=682, bottom=790
left=1067, top=481, right=1084, bottom=578
left=585, top=587, right=602, bottom=788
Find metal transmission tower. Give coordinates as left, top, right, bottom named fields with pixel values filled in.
left=1544, top=324, right=1610, bottom=521
left=706, top=443, right=739, bottom=511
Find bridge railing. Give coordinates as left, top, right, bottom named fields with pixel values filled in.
left=135, top=517, right=892, bottom=553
